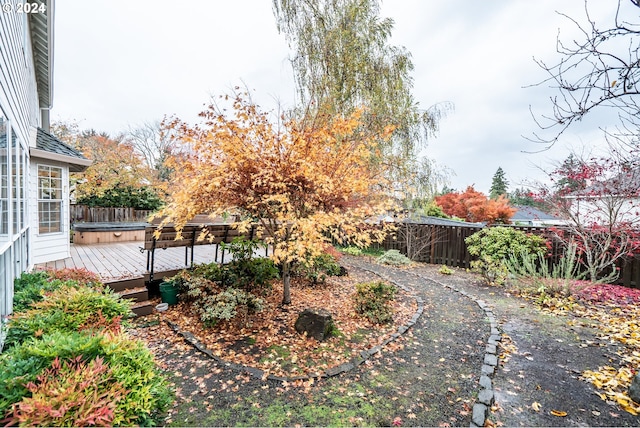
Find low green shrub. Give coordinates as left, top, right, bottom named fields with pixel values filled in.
left=0, top=331, right=171, bottom=426
left=377, top=249, right=411, bottom=266
left=220, top=237, right=279, bottom=292
left=294, top=253, right=343, bottom=285
left=354, top=281, right=397, bottom=324
left=340, top=246, right=363, bottom=256
left=465, top=227, right=548, bottom=285
left=13, top=272, right=65, bottom=313
left=505, top=242, right=589, bottom=300
left=5, top=285, right=132, bottom=349
left=438, top=265, right=454, bottom=275
left=196, top=288, right=264, bottom=327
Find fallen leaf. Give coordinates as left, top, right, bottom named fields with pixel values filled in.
left=531, top=402, right=541, bottom=412
left=550, top=410, right=567, bottom=417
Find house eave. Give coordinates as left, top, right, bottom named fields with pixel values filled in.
left=29, top=0, right=53, bottom=110
left=30, top=147, right=92, bottom=172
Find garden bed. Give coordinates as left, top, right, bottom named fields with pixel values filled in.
left=157, top=268, right=417, bottom=379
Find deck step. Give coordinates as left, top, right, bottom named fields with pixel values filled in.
left=105, top=276, right=146, bottom=292
left=117, top=286, right=149, bottom=303
left=131, top=300, right=155, bottom=317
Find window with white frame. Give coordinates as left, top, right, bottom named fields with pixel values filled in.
left=38, top=165, right=62, bottom=234
left=0, top=117, right=7, bottom=237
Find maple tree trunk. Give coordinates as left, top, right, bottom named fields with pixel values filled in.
left=282, top=260, right=291, bottom=305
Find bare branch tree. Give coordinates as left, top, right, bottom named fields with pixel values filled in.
left=531, top=0, right=640, bottom=148
left=124, top=120, right=175, bottom=172
left=537, top=144, right=640, bottom=282
left=396, top=221, right=446, bottom=262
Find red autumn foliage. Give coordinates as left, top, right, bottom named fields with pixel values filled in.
left=574, top=283, right=640, bottom=305
left=434, top=186, right=515, bottom=224
left=5, top=356, right=126, bottom=427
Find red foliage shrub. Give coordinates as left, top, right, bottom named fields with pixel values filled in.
left=45, top=268, right=102, bottom=287
left=574, top=283, right=640, bottom=305
left=5, top=356, right=127, bottom=427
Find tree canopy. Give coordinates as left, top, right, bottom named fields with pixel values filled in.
left=158, top=94, right=394, bottom=304
left=489, top=167, right=509, bottom=199
left=434, top=186, right=515, bottom=224
left=51, top=122, right=162, bottom=207
left=272, top=0, right=451, bottom=192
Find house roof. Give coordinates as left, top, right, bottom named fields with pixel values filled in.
left=29, top=1, right=53, bottom=110
left=30, top=127, right=92, bottom=172
left=511, top=205, right=560, bottom=221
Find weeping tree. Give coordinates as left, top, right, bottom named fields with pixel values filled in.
left=272, top=0, right=451, bottom=192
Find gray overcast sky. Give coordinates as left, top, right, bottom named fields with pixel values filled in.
left=52, top=0, right=623, bottom=194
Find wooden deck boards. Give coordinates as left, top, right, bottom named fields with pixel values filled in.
left=36, top=242, right=226, bottom=283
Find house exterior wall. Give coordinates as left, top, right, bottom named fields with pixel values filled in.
left=29, top=158, right=71, bottom=264
left=0, top=6, right=41, bottom=325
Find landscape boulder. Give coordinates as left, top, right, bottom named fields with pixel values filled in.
left=629, top=373, right=640, bottom=403
left=294, top=308, right=334, bottom=341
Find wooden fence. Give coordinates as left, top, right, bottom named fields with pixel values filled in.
left=381, top=222, right=640, bottom=289
left=70, top=205, right=154, bottom=223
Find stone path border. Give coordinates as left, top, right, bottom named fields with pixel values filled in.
left=348, top=259, right=500, bottom=428
left=164, top=264, right=424, bottom=383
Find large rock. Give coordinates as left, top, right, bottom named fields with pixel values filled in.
left=294, top=308, right=334, bottom=341
left=629, top=373, right=640, bottom=403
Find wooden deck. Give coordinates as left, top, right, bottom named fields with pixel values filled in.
left=36, top=242, right=229, bottom=283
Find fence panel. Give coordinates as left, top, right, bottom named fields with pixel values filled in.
left=70, top=205, right=153, bottom=223
left=382, top=222, right=639, bottom=289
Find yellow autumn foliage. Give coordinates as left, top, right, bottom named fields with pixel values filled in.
left=157, top=94, right=396, bottom=303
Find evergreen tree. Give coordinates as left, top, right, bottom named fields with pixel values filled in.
left=489, top=167, right=509, bottom=199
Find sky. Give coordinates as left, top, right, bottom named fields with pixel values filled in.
left=52, top=0, right=626, bottom=194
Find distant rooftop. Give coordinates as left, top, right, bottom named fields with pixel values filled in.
left=511, top=205, right=560, bottom=221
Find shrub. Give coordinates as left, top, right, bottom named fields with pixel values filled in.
left=0, top=331, right=171, bottom=426
left=4, top=285, right=132, bottom=349
left=438, top=265, right=454, bottom=275
left=505, top=241, right=588, bottom=297
left=191, top=262, right=223, bottom=283
left=293, top=253, right=343, bottom=285
left=465, top=227, right=548, bottom=285
left=221, top=237, right=279, bottom=292
left=341, top=246, right=363, bottom=256
left=196, top=288, right=264, bottom=327
left=377, top=249, right=411, bottom=266
left=354, top=281, right=397, bottom=324
left=45, top=268, right=102, bottom=288
left=226, top=257, right=279, bottom=293
left=5, top=356, right=125, bottom=427
left=12, top=272, right=66, bottom=313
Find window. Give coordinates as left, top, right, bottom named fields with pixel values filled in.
left=11, top=128, right=20, bottom=233
left=38, top=165, right=62, bottom=234
left=0, top=118, right=7, bottom=237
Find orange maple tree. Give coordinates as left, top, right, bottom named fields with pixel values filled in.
left=434, top=186, right=515, bottom=224
left=157, top=94, right=394, bottom=304
left=68, top=133, right=158, bottom=201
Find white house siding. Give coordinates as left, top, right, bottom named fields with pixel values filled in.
left=29, top=159, right=71, bottom=264
left=0, top=5, right=41, bottom=325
